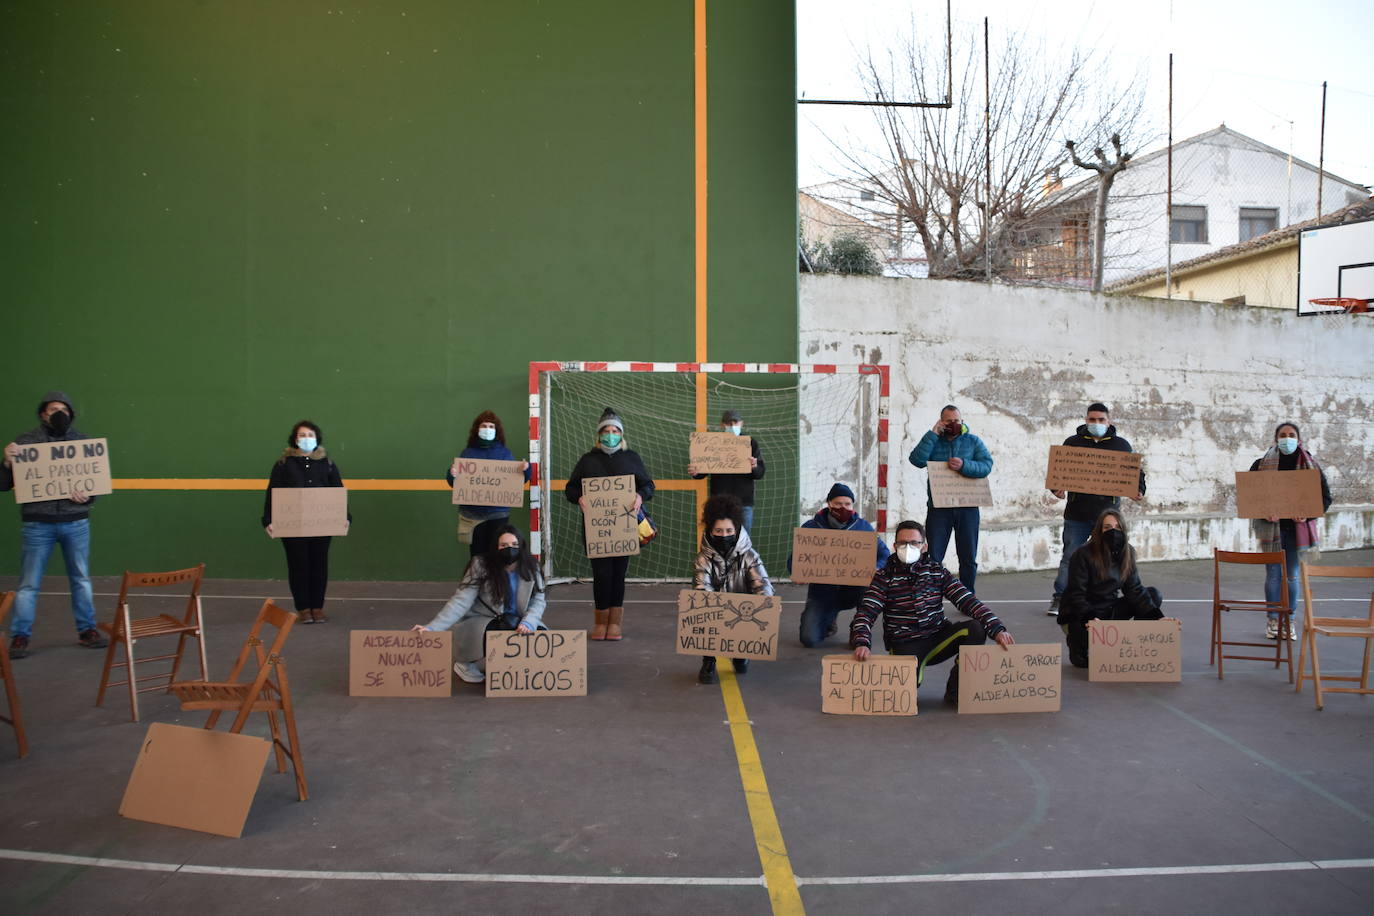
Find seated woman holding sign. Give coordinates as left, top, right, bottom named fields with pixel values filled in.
left=445, top=410, right=530, bottom=561
left=692, top=495, right=774, bottom=684
left=262, top=419, right=349, bottom=625
left=1248, top=422, right=1331, bottom=641
left=565, top=407, right=654, bottom=642
left=1058, top=509, right=1163, bottom=668
left=413, top=524, right=546, bottom=684
left=850, top=520, right=1012, bottom=707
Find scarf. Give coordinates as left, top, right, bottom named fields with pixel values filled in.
left=1252, top=444, right=1321, bottom=550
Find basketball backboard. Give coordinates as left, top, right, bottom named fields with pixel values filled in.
left=1296, top=216, right=1374, bottom=317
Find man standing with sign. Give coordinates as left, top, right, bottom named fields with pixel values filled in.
left=1046, top=403, right=1145, bottom=617
left=851, top=520, right=1013, bottom=706
left=790, top=483, right=889, bottom=648
left=1, top=390, right=107, bottom=659
left=908, top=405, right=993, bottom=592
left=687, top=409, right=765, bottom=533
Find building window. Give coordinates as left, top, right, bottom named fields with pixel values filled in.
left=859, top=189, right=875, bottom=202
left=1238, top=207, right=1278, bottom=241
left=1170, top=205, right=1207, bottom=244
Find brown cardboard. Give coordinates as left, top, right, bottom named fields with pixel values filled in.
left=821, top=654, right=918, bottom=716
left=11, top=437, right=113, bottom=504
left=1234, top=469, right=1325, bottom=520
left=689, top=432, right=752, bottom=474
left=790, top=527, right=878, bottom=587
left=675, top=589, right=780, bottom=660
left=1044, top=445, right=1143, bottom=499
left=348, top=630, right=452, bottom=697
left=581, top=474, right=640, bottom=558
left=958, top=644, right=1062, bottom=714
left=928, top=462, right=993, bottom=508
left=119, top=722, right=271, bottom=838
left=450, top=458, right=525, bottom=508
left=270, top=487, right=349, bottom=537
left=1088, top=618, right=1182, bottom=682
left=485, top=630, right=587, bottom=697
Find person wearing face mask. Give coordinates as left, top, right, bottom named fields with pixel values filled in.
left=1, top=390, right=108, bottom=659
left=262, top=420, right=349, bottom=625
left=851, top=520, right=1014, bottom=706
left=446, top=411, right=531, bottom=560
left=686, top=410, right=765, bottom=533
left=692, top=495, right=774, bottom=684
left=413, top=525, right=547, bottom=683
left=908, top=404, right=993, bottom=593
left=789, top=482, right=890, bottom=648
left=1248, top=422, right=1331, bottom=641
left=565, top=407, right=654, bottom=640
left=1046, top=402, right=1146, bottom=617
left=1058, top=509, right=1163, bottom=668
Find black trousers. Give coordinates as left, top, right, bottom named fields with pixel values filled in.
left=888, top=618, right=987, bottom=687
left=282, top=536, right=332, bottom=611
left=1063, top=587, right=1164, bottom=659
left=590, top=555, right=630, bottom=609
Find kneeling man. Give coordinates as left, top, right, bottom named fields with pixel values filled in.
left=850, top=520, right=1014, bottom=705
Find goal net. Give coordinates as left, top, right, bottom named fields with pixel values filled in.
left=529, top=362, right=889, bottom=583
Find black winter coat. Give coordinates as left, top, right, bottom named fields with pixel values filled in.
left=261, top=448, right=347, bottom=528
left=1059, top=424, right=1146, bottom=523
left=1061, top=542, right=1153, bottom=620
left=691, top=437, right=765, bottom=506
left=565, top=447, right=654, bottom=505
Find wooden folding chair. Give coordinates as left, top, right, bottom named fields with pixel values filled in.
left=1209, top=549, right=1292, bottom=681
left=0, top=593, right=31, bottom=758
left=96, top=564, right=209, bottom=722
left=169, top=600, right=307, bottom=801
left=1295, top=562, right=1374, bottom=710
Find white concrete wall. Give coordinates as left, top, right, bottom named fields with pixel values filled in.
left=801, top=274, right=1374, bottom=575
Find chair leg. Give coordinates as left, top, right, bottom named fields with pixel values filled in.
left=1, top=653, right=28, bottom=759
left=265, top=709, right=287, bottom=773
left=1281, top=611, right=1293, bottom=684
left=1208, top=609, right=1218, bottom=666
left=94, top=629, right=120, bottom=708
left=165, top=633, right=188, bottom=689
left=1295, top=626, right=1310, bottom=694
left=122, top=627, right=140, bottom=723
left=1360, top=638, right=1372, bottom=692
left=196, top=631, right=209, bottom=681
left=1215, top=613, right=1225, bottom=680
left=1310, top=634, right=1325, bottom=711
left=280, top=704, right=308, bottom=802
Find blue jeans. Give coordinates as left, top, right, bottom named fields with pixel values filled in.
left=925, top=507, right=980, bottom=592
left=798, top=586, right=865, bottom=648
left=1053, top=519, right=1096, bottom=597
left=12, top=519, right=97, bottom=638
left=1264, top=527, right=1308, bottom=620
left=741, top=505, right=754, bottom=535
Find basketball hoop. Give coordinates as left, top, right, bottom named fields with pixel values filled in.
left=1307, top=297, right=1369, bottom=314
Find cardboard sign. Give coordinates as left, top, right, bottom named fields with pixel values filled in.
left=821, top=655, right=919, bottom=716
left=675, top=589, right=781, bottom=661
left=485, top=630, right=587, bottom=697
left=958, top=644, right=1062, bottom=714
left=928, top=462, right=993, bottom=508
left=451, top=458, right=525, bottom=508
left=581, top=474, right=640, bottom=558
left=270, top=487, right=348, bottom=537
left=1234, top=469, right=1324, bottom=520
left=1088, top=618, right=1182, bottom=682
left=689, top=432, right=752, bottom=474
left=790, top=527, right=878, bottom=587
left=348, top=630, right=452, bottom=697
left=120, top=722, right=271, bottom=838
left=11, top=437, right=113, bottom=504
left=1044, top=445, right=1142, bottom=499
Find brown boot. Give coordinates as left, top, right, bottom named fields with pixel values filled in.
left=312, top=608, right=328, bottom=624
left=606, top=606, right=624, bottom=641
left=297, top=610, right=314, bottom=625
left=590, top=609, right=610, bottom=640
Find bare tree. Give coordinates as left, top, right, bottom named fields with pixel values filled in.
left=1066, top=133, right=1132, bottom=291
left=818, top=25, right=1148, bottom=281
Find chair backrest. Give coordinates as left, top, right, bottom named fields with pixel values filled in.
left=1214, top=548, right=1288, bottom=607
left=116, top=564, right=206, bottom=625
left=1299, top=562, right=1374, bottom=627
left=222, top=599, right=297, bottom=693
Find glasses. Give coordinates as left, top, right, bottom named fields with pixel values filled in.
left=898, top=540, right=926, bottom=549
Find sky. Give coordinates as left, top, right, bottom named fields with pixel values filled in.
left=797, top=0, right=1374, bottom=192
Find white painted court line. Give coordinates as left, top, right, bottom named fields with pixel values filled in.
left=3, top=849, right=1370, bottom=886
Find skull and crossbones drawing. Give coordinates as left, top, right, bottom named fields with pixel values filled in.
left=724, top=598, right=771, bottom=630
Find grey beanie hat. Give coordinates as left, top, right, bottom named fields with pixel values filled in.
left=597, top=406, right=624, bottom=436
left=37, top=389, right=75, bottom=419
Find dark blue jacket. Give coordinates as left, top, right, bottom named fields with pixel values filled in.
left=788, top=507, right=890, bottom=606
left=446, top=440, right=531, bottom=519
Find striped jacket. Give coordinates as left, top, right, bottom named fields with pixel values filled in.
left=850, top=554, right=1005, bottom=649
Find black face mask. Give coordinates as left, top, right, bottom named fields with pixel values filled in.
left=499, top=546, right=521, bottom=564
left=1103, top=529, right=1126, bottom=554
left=45, top=410, right=71, bottom=435
left=709, top=534, right=737, bottom=556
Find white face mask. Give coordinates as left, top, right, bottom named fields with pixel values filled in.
left=1276, top=436, right=1298, bottom=455
left=478, top=428, right=497, bottom=441
left=726, top=424, right=742, bottom=436
left=296, top=437, right=317, bottom=453
left=1086, top=423, right=1108, bottom=438
left=896, top=544, right=922, bottom=564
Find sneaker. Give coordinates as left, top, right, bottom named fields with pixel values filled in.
left=78, top=628, right=108, bottom=649
left=732, top=658, right=750, bottom=674
left=452, top=661, right=485, bottom=684
left=824, top=623, right=837, bottom=641
left=698, top=657, right=717, bottom=684
left=8, top=635, right=30, bottom=659
left=1285, top=622, right=1297, bottom=641
left=1265, top=619, right=1279, bottom=640
left=1046, top=596, right=1061, bottom=617
left=1068, top=648, right=1089, bottom=669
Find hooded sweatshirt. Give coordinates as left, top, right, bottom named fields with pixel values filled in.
left=0, top=390, right=98, bottom=522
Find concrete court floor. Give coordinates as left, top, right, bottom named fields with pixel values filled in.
left=1, top=549, right=1372, bottom=916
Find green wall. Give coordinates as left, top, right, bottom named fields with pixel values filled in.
left=0, top=1, right=796, bottom=580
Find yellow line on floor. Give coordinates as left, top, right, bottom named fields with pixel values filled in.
left=716, top=660, right=805, bottom=914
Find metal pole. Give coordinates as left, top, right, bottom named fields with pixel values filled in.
left=1165, top=53, right=1173, bottom=298
left=984, top=17, right=992, bottom=283
left=1317, top=80, right=1327, bottom=218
